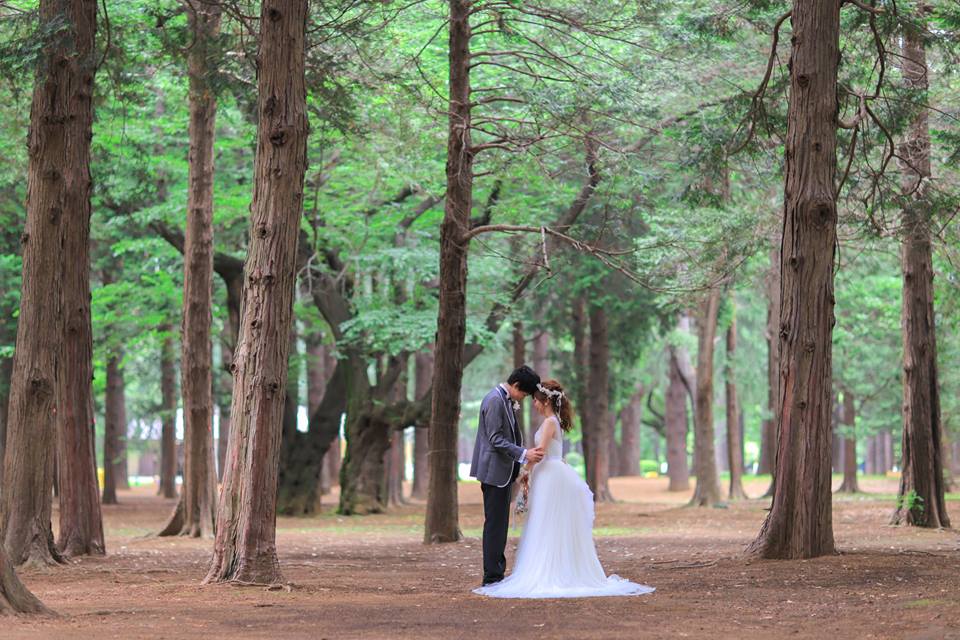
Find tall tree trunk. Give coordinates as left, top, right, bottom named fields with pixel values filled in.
left=759, top=246, right=781, bottom=484
left=3, top=0, right=100, bottom=569
left=865, top=436, right=876, bottom=475
left=307, top=335, right=334, bottom=496
left=0, top=355, right=11, bottom=488
left=205, top=0, right=308, bottom=584
left=573, top=297, right=591, bottom=462
left=837, top=390, right=859, bottom=493
left=586, top=306, right=614, bottom=502
left=618, top=386, right=643, bottom=476
left=892, top=7, right=949, bottom=528
left=159, top=0, right=221, bottom=538
left=512, top=321, right=527, bottom=441
left=55, top=17, right=104, bottom=551
left=102, top=355, right=125, bottom=506
left=748, top=0, right=840, bottom=559
left=410, top=348, right=433, bottom=500
left=665, top=343, right=691, bottom=491
left=726, top=307, right=747, bottom=500
left=424, top=0, right=472, bottom=544
left=608, top=412, right=620, bottom=478
left=690, top=289, right=722, bottom=506
left=0, top=539, right=49, bottom=615
left=159, top=333, right=178, bottom=498
left=216, top=335, right=232, bottom=480
left=384, top=357, right=409, bottom=507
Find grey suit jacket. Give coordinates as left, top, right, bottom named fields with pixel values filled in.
left=470, top=386, right=524, bottom=488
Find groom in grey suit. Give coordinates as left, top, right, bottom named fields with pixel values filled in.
left=470, top=365, right=544, bottom=585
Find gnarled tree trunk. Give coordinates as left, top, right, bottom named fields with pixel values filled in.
left=205, top=0, right=308, bottom=584
left=748, top=0, right=840, bottom=558
left=725, top=306, right=747, bottom=500
left=892, top=19, right=947, bottom=527
left=690, top=289, right=722, bottom=506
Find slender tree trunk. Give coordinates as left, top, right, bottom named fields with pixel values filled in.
left=205, top=0, right=308, bottom=584
left=384, top=357, right=409, bottom=507
left=618, top=386, right=643, bottom=476
left=865, top=436, right=876, bottom=475
left=748, top=0, right=840, bottom=558
left=608, top=412, right=620, bottom=478
left=837, top=390, right=859, bottom=493
left=892, top=6, right=949, bottom=529
left=306, top=335, right=332, bottom=496
left=159, top=333, right=178, bottom=498
left=573, top=297, right=591, bottom=463
left=759, top=246, right=781, bottom=483
left=102, top=355, right=125, bottom=506
left=424, top=0, right=472, bottom=544
left=691, top=289, right=722, bottom=506
left=159, top=0, right=221, bottom=538
left=216, top=336, right=232, bottom=480
left=666, top=342, right=691, bottom=492
left=586, top=306, right=614, bottom=502
left=410, top=348, right=433, bottom=500
left=512, top=321, right=527, bottom=440
left=726, top=307, right=747, bottom=500
left=3, top=0, right=100, bottom=569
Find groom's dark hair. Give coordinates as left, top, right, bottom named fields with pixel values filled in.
left=508, top=365, right=541, bottom=395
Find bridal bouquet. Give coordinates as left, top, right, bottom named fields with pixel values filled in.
left=514, top=468, right=530, bottom=517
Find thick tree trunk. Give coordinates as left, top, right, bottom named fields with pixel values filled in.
left=586, top=306, right=614, bottom=502
left=307, top=336, right=336, bottom=496
left=410, top=349, right=433, bottom=500
left=0, top=355, right=11, bottom=487
left=748, top=0, right=840, bottom=558
left=159, top=334, right=178, bottom=499
left=892, top=9, right=949, bottom=529
left=216, top=336, right=232, bottom=480
left=0, top=542, right=49, bottom=615
left=384, top=358, right=409, bottom=507
left=3, top=0, right=100, bottom=569
left=618, top=386, right=643, bottom=476
left=726, top=308, right=747, bottom=500
left=690, top=289, right=722, bottom=506
left=424, top=0, right=472, bottom=544
left=102, top=355, right=125, bottom=506
left=159, top=0, right=221, bottom=539
left=55, top=11, right=104, bottom=552
left=205, top=0, right=308, bottom=584
left=665, top=342, right=691, bottom=492
left=837, top=390, right=859, bottom=493
left=759, top=246, right=781, bottom=482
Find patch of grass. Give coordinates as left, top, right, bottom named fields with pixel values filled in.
left=903, top=598, right=949, bottom=608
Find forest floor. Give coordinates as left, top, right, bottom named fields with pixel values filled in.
left=5, top=475, right=960, bottom=640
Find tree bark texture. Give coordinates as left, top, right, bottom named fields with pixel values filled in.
left=618, top=386, right=644, bottom=476
left=892, top=17, right=948, bottom=527
left=159, top=333, right=178, bottom=499
left=665, top=325, right=692, bottom=492
left=424, top=0, right=472, bottom=544
left=725, top=307, right=747, bottom=500
left=748, top=0, right=840, bottom=559
left=410, top=348, right=433, bottom=500
left=102, top=355, right=126, bottom=506
left=2, top=0, right=100, bottom=569
left=759, top=246, right=781, bottom=479
left=158, top=0, right=221, bottom=539
left=205, top=0, right=308, bottom=585
left=690, top=289, right=722, bottom=506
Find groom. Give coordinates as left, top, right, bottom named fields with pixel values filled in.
left=470, top=365, right=544, bottom=586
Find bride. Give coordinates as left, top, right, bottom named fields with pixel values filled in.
left=474, top=379, right=655, bottom=599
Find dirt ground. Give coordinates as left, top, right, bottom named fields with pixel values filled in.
left=4, top=475, right=959, bottom=639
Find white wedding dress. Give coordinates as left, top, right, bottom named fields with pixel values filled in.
left=474, top=416, right=655, bottom=599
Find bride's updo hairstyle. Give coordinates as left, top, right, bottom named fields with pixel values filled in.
left=533, top=379, right=574, bottom=432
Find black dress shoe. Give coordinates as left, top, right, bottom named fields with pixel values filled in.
left=481, top=576, right=504, bottom=586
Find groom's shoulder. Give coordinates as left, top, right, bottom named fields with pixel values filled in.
left=480, top=387, right=500, bottom=408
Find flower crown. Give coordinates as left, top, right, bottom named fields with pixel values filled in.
left=536, top=383, right=564, bottom=408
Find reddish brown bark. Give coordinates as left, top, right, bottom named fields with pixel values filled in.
left=2, top=0, right=100, bottom=570
left=618, top=386, right=644, bottom=476
left=205, top=0, right=308, bottom=584
left=102, top=355, right=125, bottom=506
left=837, top=391, right=859, bottom=493
left=665, top=345, right=691, bottom=492
left=0, top=543, right=49, bottom=615
left=424, top=0, right=472, bottom=544
left=725, top=307, right=747, bottom=500
left=0, top=355, right=11, bottom=484
left=690, top=289, right=722, bottom=507
left=307, top=338, right=336, bottom=496
left=748, top=0, right=840, bottom=558
left=586, top=306, right=614, bottom=502
left=159, top=0, right=221, bottom=538
left=159, top=333, right=178, bottom=499
left=892, top=20, right=948, bottom=526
